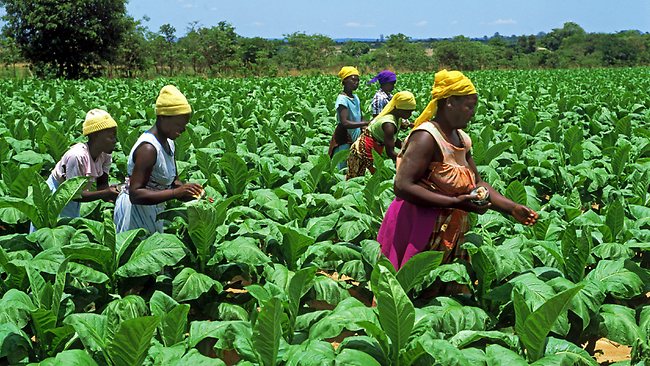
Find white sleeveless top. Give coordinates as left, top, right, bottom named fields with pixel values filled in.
left=127, top=132, right=176, bottom=190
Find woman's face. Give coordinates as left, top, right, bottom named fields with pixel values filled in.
left=448, top=95, right=478, bottom=129
left=394, top=108, right=414, bottom=120
left=158, top=114, right=191, bottom=140
left=90, top=127, right=117, bottom=154
left=381, top=81, right=396, bottom=93
left=343, top=75, right=360, bottom=91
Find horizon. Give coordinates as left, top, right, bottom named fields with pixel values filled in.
left=2, top=1, right=649, bottom=41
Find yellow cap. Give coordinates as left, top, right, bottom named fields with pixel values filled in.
left=338, top=66, right=360, bottom=80
left=82, top=109, right=117, bottom=136
left=155, top=85, right=192, bottom=116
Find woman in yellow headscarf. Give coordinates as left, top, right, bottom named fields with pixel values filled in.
left=328, top=66, right=369, bottom=169
left=114, top=85, right=204, bottom=233
left=377, top=70, right=538, bottom=295
left=346, top=91, right=416, bottom=179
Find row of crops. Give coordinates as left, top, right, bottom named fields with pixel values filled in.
left=0, top=68, right=649, bottom=365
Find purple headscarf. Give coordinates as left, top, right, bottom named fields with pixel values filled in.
left=368, top=70, right=397, bottom=85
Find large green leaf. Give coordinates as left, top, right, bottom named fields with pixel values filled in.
left=334, top=348, right=382, bottom=366
left=542, top=337, right=598, bottom=365
left=598, top=304, right=644, bottom=346
left=485, top=344, right=528, bottom=366
left=309, top=297, right=376, bottom=340
left=159, top=303, right=190, bottom=347
left=584, top=259, right=644, bottom=299
left=605, top=200, right=625, bottom=239
left=374, top=264, right=415, bottom=363
left=422, top=298, right=491, bottom=336
left=64, top=313, right=108, bottom=353
left=115, top=233, right=186, bottom=277
left=560, top=226, right=590, bottom=282
left=32, top=349, right=99, bottom=366
left=186, top=200, right=219, bottom=270
left=277, top=225, right=314, bottom=270
left=547, top=277, right=604, bottom=331
left=102, top=295, right=149, bottom=345
left=114, top=229, right=145, bottom=270
left=172, top=267, right=221, bottom=302
left=395, top=250, right=443, bottom=293
left=107, top=316, right=159, bottom=366
left=513, top=284, right=583, bottom=361
left=48, top=176, right=88, bottom=226
left=283, top=340, right=336, bottom=366
left=188, top=320, right=248, bottom=349
left=252, top=297, right=283, bottom=366
left=220, top=152, right=253, bottom=196
left=505, top=180, right=528, bottom=206
left=287, top=266, right=317, bottom=322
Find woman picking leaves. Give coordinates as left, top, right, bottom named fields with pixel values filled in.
left=328, top=66, right=369, bottom=169
left=31, top=109, right=120, bottom=232
left=368, top=69, right=397, bottom=118
left=114, top=85, right=203, bottom=233
left=346, top=91, right=416, bottom=179
left=378, top=70, right=538, bottom=279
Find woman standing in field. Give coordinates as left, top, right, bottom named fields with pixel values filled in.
left=328, top=66, right=368, bottom=169
left=346, top=91, right=416, bottom=179
left=368, top=70, right=397, bottom=118
left=114, top=85, right=203, bottom=234
left=31, top=109, right=120, bottom=231
left=378, top=70, right=538, bottom=276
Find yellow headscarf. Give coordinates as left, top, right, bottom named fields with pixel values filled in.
left=375, top=91, right=417, bottom=120
left=338, top=66, right=360, bottom=80
left=413, top=69, right=476, bottom=128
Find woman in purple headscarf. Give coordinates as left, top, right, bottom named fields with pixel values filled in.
left=368, top=70, right=397, bottom=118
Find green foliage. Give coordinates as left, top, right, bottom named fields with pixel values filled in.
left=0, top=0, right=130, bottom=78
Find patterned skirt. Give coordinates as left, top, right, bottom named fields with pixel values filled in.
left=346, top=128, right=384, bottom=179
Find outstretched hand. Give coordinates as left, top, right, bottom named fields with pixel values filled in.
left=511, top=204, right=538, bottom=225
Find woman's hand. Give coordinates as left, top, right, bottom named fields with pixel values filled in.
left=172, top=183, right=203, bottom=201
left=511, top=204, right=538, bottom=225
left=103, top=185, right=120, bottom=202
left=455, top=193, right=491, bottom=214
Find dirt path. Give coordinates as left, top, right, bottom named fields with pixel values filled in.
left=594, top=338, right=631, bottom=365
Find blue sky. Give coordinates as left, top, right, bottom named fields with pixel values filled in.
left=124, top=0, right=650, bottom=39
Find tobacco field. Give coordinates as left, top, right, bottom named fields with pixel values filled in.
left=0, top=67, right=649, bottom=365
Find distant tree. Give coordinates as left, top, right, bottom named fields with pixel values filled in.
left=341, top=41, right=370, bottom=58
left=373, top=33, right=431, bottom=71
left=198, top=21, right=240, bottom=74
left=541, top=22, right=585, bottom=51
left=114, top=16, right=150, bottom=77
left=0, top=0, right=130, bottom=78
left=0, top=35, right=22, bottom=77
left=158, top=24, right=177, bottom=75
left=179, top=23, right=206, bottom=75
left=434, top=36, right=495, bottom=70
left=281, top=32, right=334, bottom=70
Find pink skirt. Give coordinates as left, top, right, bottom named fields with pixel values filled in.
left=377, top=198, right=441, bottom=270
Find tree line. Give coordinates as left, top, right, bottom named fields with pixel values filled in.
left=1, top=0, right=649, bottom=79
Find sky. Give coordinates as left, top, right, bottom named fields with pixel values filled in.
left=123, top=0, right=650, bottom=39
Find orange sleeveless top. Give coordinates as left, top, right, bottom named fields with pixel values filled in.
left=398, top=122, right=476, bottom=196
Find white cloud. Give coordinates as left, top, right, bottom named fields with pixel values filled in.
left=252, top=21, right=264, bottom=27
left=450, top=20, right=459, bottom=25
left=489, top=18, right=517, bottom=25
left=415, top=20, right=428, bottom=27
left=183, top=3, right=195, bottom=8
left=210, top=7, right=218, bottom=11
left=345, top=22, right=374, bottom=28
